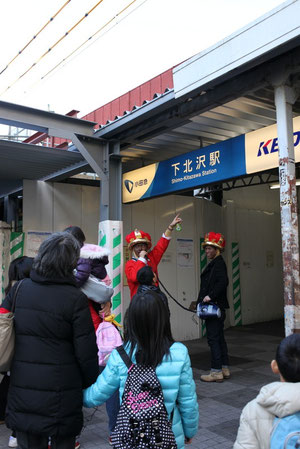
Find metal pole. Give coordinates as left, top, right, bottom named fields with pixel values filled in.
left=274, top=84, right=300, bottom=335
left=108, top=140, right=122, bottom=221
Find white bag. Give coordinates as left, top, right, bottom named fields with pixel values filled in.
left=80, top=275, right=114, bottom=304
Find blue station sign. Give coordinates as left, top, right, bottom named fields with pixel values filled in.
left=123, top=135, right=246, bottom=203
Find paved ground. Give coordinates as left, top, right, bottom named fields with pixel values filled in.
left=0, top=320, right=284, bottom=449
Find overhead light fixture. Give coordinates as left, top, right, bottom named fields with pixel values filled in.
left=269, top=180, right=300, bottom=189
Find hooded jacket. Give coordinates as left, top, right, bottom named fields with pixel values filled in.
left=83, top=342, right=199, bottom=449
left=76, top=243, right=111, bottom=287
left=1, top=271, right=99, bottom=437
left=234, top=381, right=300, bottom=449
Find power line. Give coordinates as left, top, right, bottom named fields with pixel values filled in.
left=1, top=0, right=105, bottom=95
left=41, top=0, right=139, bottom=82
left=0, top=0, right=72, bottom=76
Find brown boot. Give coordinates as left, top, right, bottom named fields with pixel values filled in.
left=222, top=367, right=231, bottom=379
left=200, top=371, right=224, bottom=382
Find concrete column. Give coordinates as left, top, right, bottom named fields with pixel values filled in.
left=274, top=84, right=300, bottom=335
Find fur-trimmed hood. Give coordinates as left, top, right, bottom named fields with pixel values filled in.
left=80, top=243, right=110, bottom=259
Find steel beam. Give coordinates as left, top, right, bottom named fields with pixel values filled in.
left=108, top=140, right=122, bottom=221
left=71, top=134, right=109, bottom=221
left=274, top=84, right=300, bottom=336
left=0, top=100, right=96, bottom=137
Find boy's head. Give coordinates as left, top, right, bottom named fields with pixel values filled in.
left=271, top=334, right=300, bottom=382
left=137, top=266, right=155, bottom=286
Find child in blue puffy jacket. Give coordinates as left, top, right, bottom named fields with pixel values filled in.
left=83, top=290, right=199, bottom=449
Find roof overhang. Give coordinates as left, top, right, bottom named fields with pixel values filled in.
left=0, top=139, right=90, bottom=197
left=94, top=0, right=300, bottom=176
left=174, top=0, right=300, bottom=99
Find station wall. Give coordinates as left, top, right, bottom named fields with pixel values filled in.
left=22, top=179, right=284, bottom=340
left=23, top=180, right=100, bottom=243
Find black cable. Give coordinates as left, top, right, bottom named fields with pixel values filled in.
left=158, top=278, right=196, bottom=314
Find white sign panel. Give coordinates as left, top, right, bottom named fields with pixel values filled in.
left=176, top=238, right=194, bottom=268
left=245, top=116, right=300, bottom=174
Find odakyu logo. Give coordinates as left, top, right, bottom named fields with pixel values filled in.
left=124, top=179, right=134, bottom=194
left=124, top=178, right=149, bottom=193
left=257, top=131, right=300, bottom=157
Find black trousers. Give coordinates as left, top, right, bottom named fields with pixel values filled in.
left=0, top=374, right=10, bottom=420
left=16, top=432, right=76, bottom=449
left=205, top=310, right=229, bottom=370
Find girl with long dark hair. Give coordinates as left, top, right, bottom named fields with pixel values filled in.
left=83, top=291, right=199, bottom=449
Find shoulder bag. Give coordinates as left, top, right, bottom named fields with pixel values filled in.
left=0, top=280, right=24, bottom=372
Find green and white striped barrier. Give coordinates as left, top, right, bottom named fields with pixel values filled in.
left=10, top=232, right=24, bottom=261
left=99, top=221, right=123, bottom=325
left=232, top=242, right=242, bottom=326
left=200, top=237, right=207, bottom=337
left=0, top=227, right=11, bottom=301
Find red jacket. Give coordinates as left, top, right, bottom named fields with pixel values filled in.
left=125, top=235, right=170, bottom=298
left=88, top=300, right=102, bottom=332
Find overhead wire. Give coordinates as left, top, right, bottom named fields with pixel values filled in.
left=1, top=0, right=105, bottom=95
left=40, top=0, right=139, bottom=82
left=0, top=0, right=72, bottom=76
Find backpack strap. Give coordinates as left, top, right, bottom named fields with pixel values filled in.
left=116, top=345, right=133, bottom=370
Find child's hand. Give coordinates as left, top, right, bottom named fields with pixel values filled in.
left=184, top=437, right=192, bottom=444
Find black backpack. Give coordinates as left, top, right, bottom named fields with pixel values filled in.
left=110, top=346, right=177, bottom=449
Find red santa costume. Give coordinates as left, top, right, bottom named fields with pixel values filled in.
left=125, top=229, right=171, bottom=298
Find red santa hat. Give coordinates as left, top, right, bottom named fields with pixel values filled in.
left=202, top=232, right=225, bottom=251
left=125, top=229, right=152, bottom=250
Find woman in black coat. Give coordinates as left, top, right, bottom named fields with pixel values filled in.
left=197, top=232, right=230, bottom=383
left=1, top=232, right=99, bottom=449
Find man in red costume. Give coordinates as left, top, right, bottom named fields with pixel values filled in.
left=125, top=214, right=182, bottom=298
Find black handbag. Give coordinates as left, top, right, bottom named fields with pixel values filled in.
left=197, top=302, right=221, bottom=319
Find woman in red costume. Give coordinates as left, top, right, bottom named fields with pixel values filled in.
left=125, top=214, right=182, bottom=298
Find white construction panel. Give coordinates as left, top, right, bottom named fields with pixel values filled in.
left=236, top=208, right=283, bottom=324
left=23, top=180, right=53, bottom=232
left=53, top=183, right=82, bottom=232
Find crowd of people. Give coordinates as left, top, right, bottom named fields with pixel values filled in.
left=0, top=216, right=299, bottom=449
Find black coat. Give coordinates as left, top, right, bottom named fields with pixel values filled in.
left=2, top=270, right=99, bottom=437
left=197, top=255, right=229, bottom=310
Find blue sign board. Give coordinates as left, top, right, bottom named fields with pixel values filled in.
left=123, top=134, right=246, bottom=202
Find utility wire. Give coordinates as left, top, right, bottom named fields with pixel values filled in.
left=1, top=0, right=105, bottom=95
left=42, top=0, right=139, bottom=81
left=41, top=0, right=138, bottom=82
left=0, top=0, right=72, bottom=76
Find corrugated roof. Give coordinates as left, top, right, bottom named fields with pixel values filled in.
left=82, top=67, right=174, bottom=127
left=0, top=139, right=90, bottom=197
